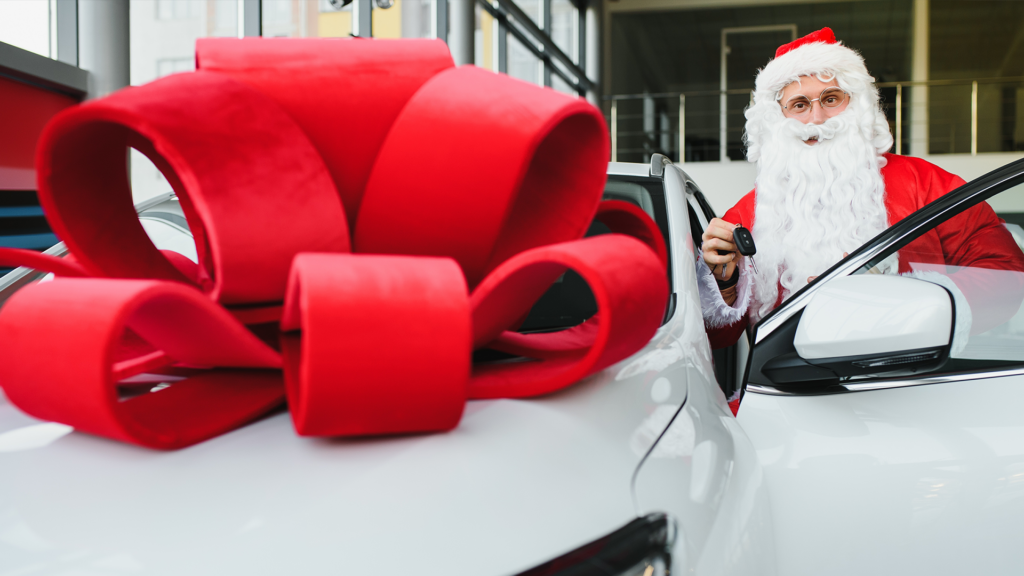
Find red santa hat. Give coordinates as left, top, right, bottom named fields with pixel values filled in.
left=754, top=27, right=872, bottom=96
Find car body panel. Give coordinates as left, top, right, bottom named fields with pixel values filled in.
left=730, top=158, right=1024, bottom=575
left=740, top=375, right=1024, bottom=575
left=0, top=376, right=644, bottom=575
left=631, top=163, right=775, bottom=575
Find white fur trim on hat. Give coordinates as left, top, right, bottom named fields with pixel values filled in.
left=755, top=41, right=871, bottom=98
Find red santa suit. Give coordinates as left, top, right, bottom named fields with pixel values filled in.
left=706, top=153, right=1024, bottom=350
left=697, top=28, right=1024, bottom=355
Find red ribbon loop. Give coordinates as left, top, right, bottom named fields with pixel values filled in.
left=0, top=39, right=669, bottom=449
left=595, top=200, right=669, bottom=270
left=0, top=279, right=283, bottom=449
left=355, top=66, right=610, bottom=288
left=281, top=253, right=470, bottom=437
left=195, top=38, right=455, bottom=230
left=0, top=247, right=88, bottom=277
left=469, top=234, right=668, bottom=399
left=36, top=71, right=349, bottom=306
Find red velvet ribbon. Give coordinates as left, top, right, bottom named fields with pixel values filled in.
left=0, top=39, right=669, bottom=449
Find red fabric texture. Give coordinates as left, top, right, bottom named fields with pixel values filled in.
left=35, top=71, right=350, bottom=306
left=707, top=154, right=1024, bottom=350
left=594, top=200, right=669, bottom=270
left=280, top=253, right=470, bottom=437
left=354, top=65, right=609, bottom=288
left=195, top=38, right=454, bottom=232
left=471, top=235, right=667, bottom=398
left=0, top=247, right=87, bottom=277
left=0, top=280, right=283, bottom=449
left=0, top=39, right=668, bottom=449
left=775, top=28, right=837, bottom=58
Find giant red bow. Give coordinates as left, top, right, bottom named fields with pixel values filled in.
left=0, top=39, right=668, bottom=449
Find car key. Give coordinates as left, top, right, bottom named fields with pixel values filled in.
left=732, top=225, right=758, bottom=273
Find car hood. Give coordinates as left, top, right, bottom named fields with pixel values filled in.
left=0, top=329, right=693, bottom=575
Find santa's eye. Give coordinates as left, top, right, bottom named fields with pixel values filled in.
left=820, top=88, right=847, bottom=108
left=786, top=98, right=811, bottom=112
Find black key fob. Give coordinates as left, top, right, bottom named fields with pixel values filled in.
left=733, top=225, right=756, bottom=257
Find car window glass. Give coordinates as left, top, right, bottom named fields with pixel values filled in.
left=517, top=176, right=672, bottom=333
left=603, top=180, right=657, bottom=220
left=139, top=218, right=197, bottom=263
left=854, top=179, right=1024, bottom=370
left=686, top=203, right=704, bottom=262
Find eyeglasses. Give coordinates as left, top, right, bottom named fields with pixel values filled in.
left=781, top=87, right=849, bottom=116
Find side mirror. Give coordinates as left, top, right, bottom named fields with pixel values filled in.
left=763, top=275, right=955, bottom=385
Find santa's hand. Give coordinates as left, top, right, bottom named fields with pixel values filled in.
left=702, top=218, right=741, bottom=273
left=807, top=254, right=848, bottom=284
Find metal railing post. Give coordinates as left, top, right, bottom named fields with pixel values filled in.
left=604, top=75, right=1024, bottom=161
left=496, top=6, right=507, bottom=75
left=611, top=99, right=618, bottom=162
left=719, top=45, right=728, bottom=162
left=352, top=0, right=373, bottom=38
left=242, top=0, right=261, bottom=37
left=971, top=80, right=979, bottom=156
left=895, top=84, right=902, bottom=155
left=678, top=94, right=685, bottom=163
left=432, top=0, right=448, bottom=43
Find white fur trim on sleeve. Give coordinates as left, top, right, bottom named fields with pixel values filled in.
left=697, top=257, right=753, bottom=329
left=902, top=270, right=972, bottom=356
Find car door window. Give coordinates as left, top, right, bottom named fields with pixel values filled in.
left=745, top=161, right=1024, bottom=393
left=852, top=177, right=1024, bottom=371
left=517, top=175, right=673, bottom=332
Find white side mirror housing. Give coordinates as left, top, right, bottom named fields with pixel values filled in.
left=791, top=275, right=954, bottom=379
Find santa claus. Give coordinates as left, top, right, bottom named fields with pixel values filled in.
left=699, top=27, right=1024, bottom=351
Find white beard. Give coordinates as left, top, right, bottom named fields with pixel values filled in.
left=749, top=109, right=892, bottom=322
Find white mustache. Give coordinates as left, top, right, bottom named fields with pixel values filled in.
left=779, top=115, right=848, bottom=142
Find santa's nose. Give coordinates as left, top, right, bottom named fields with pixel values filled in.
left=807, top=102, right=829, bottom=125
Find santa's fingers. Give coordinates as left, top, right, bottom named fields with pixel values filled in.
left=703, top=249, right=736, bottom=266
left=702, top=219, right=737, bottom=243
left=701, top=228, right=735, bottom=243
left=713, top=260, right=738, bottom=281
left=701, top=237, right=737, bottom=253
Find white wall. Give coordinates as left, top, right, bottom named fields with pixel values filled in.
left=680, top=152, right=1024, bottom=216
left=0, top=0, right=50, bottom=58
left=129, top=0, right=237, bottom=203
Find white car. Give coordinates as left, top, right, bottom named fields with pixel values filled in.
left=1, top=155, right=1022, bottom=575
left=690, top=154, right=1024, bottom=574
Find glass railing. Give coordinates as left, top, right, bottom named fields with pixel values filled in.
left=605, top=76, right=1024, bottom=164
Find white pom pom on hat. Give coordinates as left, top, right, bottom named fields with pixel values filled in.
left=755, top=27, right=872, bottom=96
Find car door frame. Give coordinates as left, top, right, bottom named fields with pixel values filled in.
left=675, top=168, right=751, bottom=402
left=744, top=157, right=1024, bottom=397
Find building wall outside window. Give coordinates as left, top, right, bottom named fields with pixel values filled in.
left=0, top=0, right=53, bottom=59
left=129, top=0, right=240, bottom=201
left=607, top=0, right=1024, bottom=164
